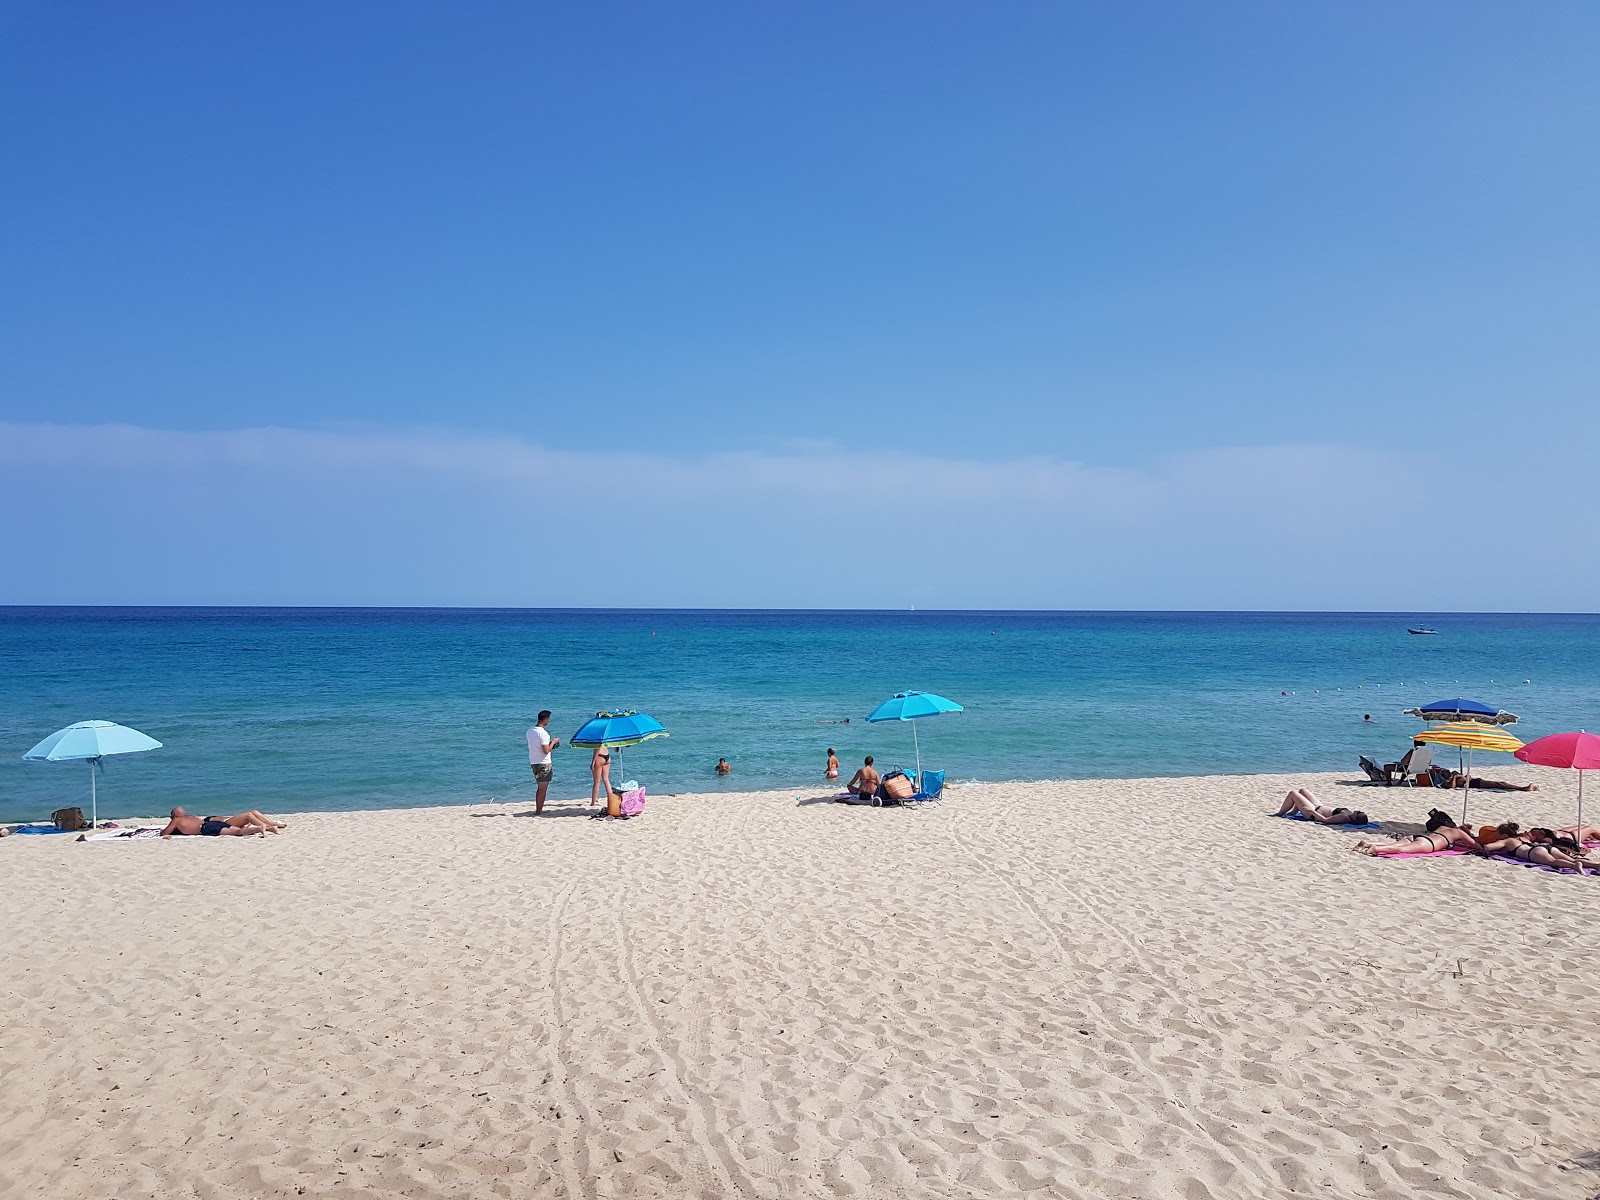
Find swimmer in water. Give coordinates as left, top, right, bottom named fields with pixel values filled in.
left=715, top=757, right=731, bottom=775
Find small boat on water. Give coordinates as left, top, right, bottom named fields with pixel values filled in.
left=1407, top=627, right=1439, bottom=635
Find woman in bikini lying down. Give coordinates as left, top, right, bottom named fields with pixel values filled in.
left=1353, top=810, right=1478, bottom=856
left=1275, top=788, right=1370, bottom=826
left=1475, top=829, right=1595, bottom=872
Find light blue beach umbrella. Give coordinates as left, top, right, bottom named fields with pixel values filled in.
left=866, top=691, right=963, bottom=781
left=569, top=710, right=668, bottom=794
left=23, top=720, right=163, bottom=829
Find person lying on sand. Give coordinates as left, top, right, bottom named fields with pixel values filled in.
left=206, top=809, right=286, bottom=833
left=1476, top=830, right=1594, bottom=872
left=160, top=807, right=264, bottom=838
left=1353, top=811, right=1478, bottom=855
left=1475, top=822, right=1521, bottom=846
left=1526, top=829, right=1600, bottom=864
left=1428, top=766, right=1537, bottom=792
left=1557, top=823, right=1600, bottom=844
left=1275, top=788, right=1370, bottom=826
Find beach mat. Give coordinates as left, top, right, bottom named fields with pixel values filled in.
left=85, top=826, right=163, bottom=841
left=1486, top=853, right=1599, bottom=877
left=11, top=823, right=71, bottom=835
left=1273, top=811, right=1382, bottom=832
left=1375, top=848, right=1471, bottom=859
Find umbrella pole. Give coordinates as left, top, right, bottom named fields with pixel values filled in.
left=1579, top=769, right=1585, bottom=841
left=1461, top=749, right=1472, bottom=825
left=90, top=759, right=97, bottom=830
left=912, top=721, right=921, bottom=783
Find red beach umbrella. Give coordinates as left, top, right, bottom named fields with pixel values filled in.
left=1514, top=731, right=1600, bottom=840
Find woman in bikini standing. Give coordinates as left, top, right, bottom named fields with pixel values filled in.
left=590, top=744, right=612, bottom=809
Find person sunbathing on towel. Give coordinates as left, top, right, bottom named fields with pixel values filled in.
left=160, top=807, right=261, bottom=838
left=1428, top=766, right=1537, bottom=791
left=1557, top=823, right=1600, bottom=844
left=1353, top=811, right=1477, bottom=855
left=1275, top=788, right=1370, bottom=826
left=205, top=809, right=286, bottom=834
left=1526, top=829, right=1600, bottom=866
left=1475, top=822, right=1521, bottom=846
left=841, top=756, right=881, bottom=803
left=1477, top=829, right=1593, bottom=872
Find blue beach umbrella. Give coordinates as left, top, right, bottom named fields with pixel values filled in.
left=569, top=710, right=668, bottom=792
left=866, top=691, right=963, bottom=780
left=23, top=720, right=163, bottom=829
left=1402, top=698, right=1518, bottom=726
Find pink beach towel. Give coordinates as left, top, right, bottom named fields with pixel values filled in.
left=619, top=787, right=646, bottom=817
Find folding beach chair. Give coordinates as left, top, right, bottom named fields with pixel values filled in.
left=1358, top=755, right=1390, bottom=785
left=1387, top=746, right=1433, bottom=786
left=912, top=770, right=945, bottom=803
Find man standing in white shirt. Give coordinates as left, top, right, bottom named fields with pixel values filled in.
left=527, top=710, right=560, bottom=815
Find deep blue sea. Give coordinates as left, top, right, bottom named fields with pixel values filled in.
left=3, top=608, right=1599, bottom=824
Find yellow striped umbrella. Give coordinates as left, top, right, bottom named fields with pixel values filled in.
left=1414, top=724, right=1525, bottom=822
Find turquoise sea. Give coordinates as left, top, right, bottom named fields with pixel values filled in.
left=3, top=608, right=1599, bottom=824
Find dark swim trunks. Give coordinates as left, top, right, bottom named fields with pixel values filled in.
left=200, top=819, right=227, bottom=837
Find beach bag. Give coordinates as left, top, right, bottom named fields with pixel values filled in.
left=52, top=806, right=87, bottom=832
left=620, top=787, right=646, bottom=817
left=607, top=790, right=622, bottom=818
left=881, top=772, right=914, bottom=802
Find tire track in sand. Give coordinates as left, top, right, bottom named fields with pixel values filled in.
left=544, top=882, right=592, bottom=1200
left=609, top=883, right=759, bottom=1197
left=939, top=806, right=1275, bottom=1197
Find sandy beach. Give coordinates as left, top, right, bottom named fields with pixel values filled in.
left=4, top=768, right=1598, bottom=1199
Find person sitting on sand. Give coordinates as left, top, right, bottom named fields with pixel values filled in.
left=159, top=807, right=263, bottom=839
left=825, top=748, right=839, bottom=780
left=715, top=757, right=731, bottom=775
left=844, top=756, right=880, bottom=803
left=1353, top=811, right=1479, bottom=855
left=1275, top=788, right=1370, bottom=826
left=1427, top=766, right=1537, bottom=791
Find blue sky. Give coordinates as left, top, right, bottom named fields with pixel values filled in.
left=2, top=3, right=1596, bottom=607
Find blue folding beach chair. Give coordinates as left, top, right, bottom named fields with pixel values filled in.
left=912, top=769, right=945, bottom=802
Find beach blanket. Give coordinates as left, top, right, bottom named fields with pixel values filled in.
left=12, top=823, right=71, bottom=835
left=1486, top=853, right=1599, bottom=877
left=1273, top=811, right=1382, bottom=832
left=85, top=826, right=163, bottom=841
left=1376, top=848, right=1471, bottom=859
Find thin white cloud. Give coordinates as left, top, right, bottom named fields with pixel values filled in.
left=0, top=421, right=1570, bottom=609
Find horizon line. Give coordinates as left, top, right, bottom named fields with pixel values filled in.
left=2, top=605, right=1597, bottom=618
